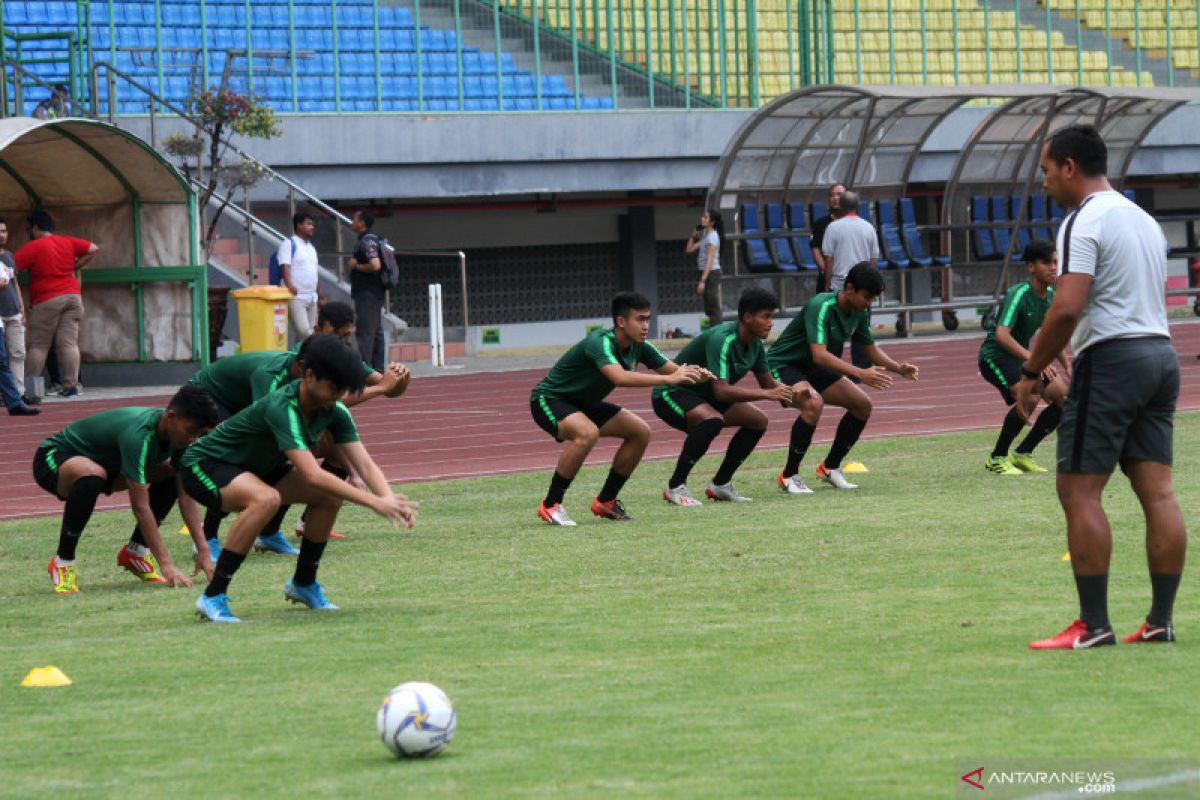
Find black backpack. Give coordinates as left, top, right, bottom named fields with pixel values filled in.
left=364, top=233, right=400, bottom=290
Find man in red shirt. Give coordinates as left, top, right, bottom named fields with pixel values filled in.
left=14, top=211, right=98, bottom=398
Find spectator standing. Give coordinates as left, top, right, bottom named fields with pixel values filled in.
left=0, top=218, right=29, bottom=401
left=821, top=191, right=880, bottom=375
left=14, top=211, right=98, bottom=398
left=347, top=209, right=386, bottom=373
left=685, top=209, right=724, bottom=327
left=32, top=84, right=69, bottom=120
left=0, top=252, right=39, bottom=416
left=810, top=183, right=845, bottom=293
left=277, top=211, right=321, bottom=341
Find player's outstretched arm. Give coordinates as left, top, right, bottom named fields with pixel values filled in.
left=864, top=344, right=918, bottom=381
left=127, top=481, right=192, bottom=589
left=994, top=326, right=1031, bottom=362
left=808, top=342, right=891, bottom=388
left=286, top=447, right=416, bottom=529
left=711, top=374, right=792, bottom=404
left=345, top=363, right=410, bottom=407
left=600, top=362, right=709, bottom=388
left=176, top=476, right=214, bottom=580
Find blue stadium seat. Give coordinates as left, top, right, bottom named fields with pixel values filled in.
left=784, top=204, right=818, bottom=271
left=810, top=201, right=829, bottom=224
left=971, top=196, right=1000, bottom=261
left=1010, top=195, right=1032, bottom=251
left=739, top=204, right=775, bottom=273
left=898, top=197, right=947, bottom=267
left=875, top=199, right=911, bottom=269
left=990, top=195, right=1012, bottom=257
left=764, top=203, right=799, bottom=272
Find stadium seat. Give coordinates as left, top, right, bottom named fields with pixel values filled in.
left=1010, top=195, right=1032, bottom=251
left=875, top=199, right=911, bottom=269
left=1029, top=195, right=1053, bottom=241
left=990, top=195, right=1013, bottom=257
left=785, top=203, right=819, bottom=271
left=739, top=204, right=776, bottom=273
left=971, top=195, right=1001, bottom=261
left=898, top=198, right=948, bottom=267
left=764, top=203, right=800, bottom=273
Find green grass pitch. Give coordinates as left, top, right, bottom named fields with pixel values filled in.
left=1, top=419, right=1197, bottom=798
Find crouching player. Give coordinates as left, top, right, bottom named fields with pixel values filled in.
left=531, top=292, right=710, bottom=525
left=766, top=262, right=918, bottom=491
left=979, top=239, right=1069, bottom=475
left=652, top=288, right=797, bottom=505
left=180, top=334, right=416, bottom=622
left=37, top=385, right=222, bottom=593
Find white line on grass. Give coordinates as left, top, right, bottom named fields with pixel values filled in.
left=1016, top=769, right=1200, bottom=800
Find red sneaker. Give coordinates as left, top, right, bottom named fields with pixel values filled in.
left=117, top=545, right=168, bottom=583
left=1029, top=619, right=1115, bottom=650
left=591, top=497, right=633, bottom=521
left=1122, top=621, right=1175, bottom=644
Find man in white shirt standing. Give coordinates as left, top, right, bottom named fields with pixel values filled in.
left=821, top=190, right=880, bottom=374
left=1016, top=124, right=1186, bottom=650
left=276, top=212, right=321, bottom=341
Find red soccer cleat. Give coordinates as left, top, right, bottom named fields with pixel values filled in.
left=1122, top=621, right=1175, bottom=644
left=1029, top=619, right=1115, bottom=650
left=590, top=497, right=633, bottom=521
left=117, top=545, right=168, bottom=583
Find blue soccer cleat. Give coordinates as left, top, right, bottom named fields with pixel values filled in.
left=254, top=531, right=300, bottom=555
left=284, top=579, right=339, bottom=611
left=195, top=592, right=241, bottom=623
left=207, top=537, right=221, bottom=561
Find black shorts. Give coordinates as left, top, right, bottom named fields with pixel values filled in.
left=652, top=388, right=731, bottom=432
left=1058, top=337, right=1179, bottom=474
left=32, top=445, right=118, bottom=499
left=529, top=394, right=623, bottom=441
left=180, top=459, right=293, bottom=511
left=980, top=351, right=1054, bottom=405
left=771, top=363, right=844, bottom=401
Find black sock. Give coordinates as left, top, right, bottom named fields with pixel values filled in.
left=56, top=475, right=105, bottom=561
left=258, top=504, right=291, bottom=539
left=1015, top=404, right=1061, bottom=455
left=1148, top=572, right=1182, bottom=628
left=129, top=479, right=178, bottom=548
left=321, top=461, right=351, bottom=481
left=596, top=469, right=630, bottom=503
left=824, top=413, right=868, bottom=470
left=543, top=472, right=573, bottom=507
left=992, top=407, right=1025, bottom=459
left=1074, top=573, right=1110, bottom=630
left=203, top=506, right=226, bottom=542
left=293, top=537, right=328, bottom=587
left=205, top=549, right=246, bottom=597
left=669, top=418, right=723, bottom=488
left=783, top=418, right=817, bottom=477
left=713, top=427, right=765, bottom=485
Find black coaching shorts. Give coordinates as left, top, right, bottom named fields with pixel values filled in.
left=1057, top=337, right=1179, bottom=474
left=529, top=394, right=623, bottom=441
left=180, top=459, right=293, bottom=511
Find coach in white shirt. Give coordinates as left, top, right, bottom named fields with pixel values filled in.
left=1016, top=124, right=1185, bottom=651
left=277, top=211, right=321, bottom=341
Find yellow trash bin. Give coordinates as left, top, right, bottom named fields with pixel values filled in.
left=231, top=286, right=293, bottom=352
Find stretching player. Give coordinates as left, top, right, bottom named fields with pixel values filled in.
left=37, top=385, right=221, bottom=593
left=652, top=288, right=796, bottom=505
left=181, top=334, right=416, bottom=623
left=531, top=292, right=709, bottom=525
left=979, top=239, right=1070, bottom=475
left=767, top=262, right=918, bottom=492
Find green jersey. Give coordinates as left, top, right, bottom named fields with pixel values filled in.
left=40, top=407, right=171, bottom=484
left=187, top=348, right=296, bottom=413
left=655, top=321, right=769, bottom=404
left=533, top=328, right=669, bottom=407
left=767, top=292, right=875, bottom=372
left=980, top=281, right=1053, bottom=362
left=180, top=380, right=359, bottom=476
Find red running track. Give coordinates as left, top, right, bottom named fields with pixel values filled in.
left=6, top=322, right=1200, bottom=521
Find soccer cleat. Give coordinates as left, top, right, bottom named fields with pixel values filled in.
left=985, top=456, right=1022, bottom=476
left=1122, top=620, right=1175, bottom=644
left=284, top=579, right=339, bottom=610
left=195, top=592, right=241, bottom=623
left=537, top=502, right=577, bottom=526
left=117, top=545, right=167, bottom=583
left=1028, top=619, right=1115, bottom=650
left=663, top=484, right=703, bottom=506
left=293, top=517, right=345, bottom=540
left=591, top=497, right=633, bottom=521
left=816, top=462, right=858, bottom=489
left=48, top=557, right=79, bottom=594
left=706, top=482, right=752, bottom=502
left=254, top=531, right=300, bottom=555
left=1009, top=452, right=1048, bottom=473
left=778, top=471, right=814, bottom=495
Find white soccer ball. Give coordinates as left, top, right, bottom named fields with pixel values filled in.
left=376, top=681, right=457, bottom=758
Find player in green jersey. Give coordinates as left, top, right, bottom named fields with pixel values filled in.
left=36, top=385, right=222, bottom=594
left=767, top=263, right=918, bottom=492
left=530, top=292, right=710, bottom=525
left=652, top=288, right=801, bottom=504
left=181, top=334, right=416, bottom=622
left=978, top=240, right=1070, bottom=475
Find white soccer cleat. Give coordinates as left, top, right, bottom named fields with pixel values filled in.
left=705, top=482, right=752, bottom=502
left=816, top=462, right=858, bottom=490
left=778, top=472, right=815, bottom=495
left=663, top=484, right=703, bottom=506
left=537, top=502, right=577, bottom=526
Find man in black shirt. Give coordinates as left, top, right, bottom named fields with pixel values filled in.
left=347, top=209, right=387, bottom=372
left=810, top=183, right=844, bottom=294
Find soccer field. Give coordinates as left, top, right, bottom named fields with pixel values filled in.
left=2, top=420, right=1197, bottom=798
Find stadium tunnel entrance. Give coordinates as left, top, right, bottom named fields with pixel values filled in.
left=709, top=84, right=1200, bottom=334
left=0, top=116, right=207, bottom=385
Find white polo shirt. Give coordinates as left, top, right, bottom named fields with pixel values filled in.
left=822, top=214, right=880, bottom=290
left=1057, top=190, right=1170, bottom=355
left=276, top=235, right=320, bottom=302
